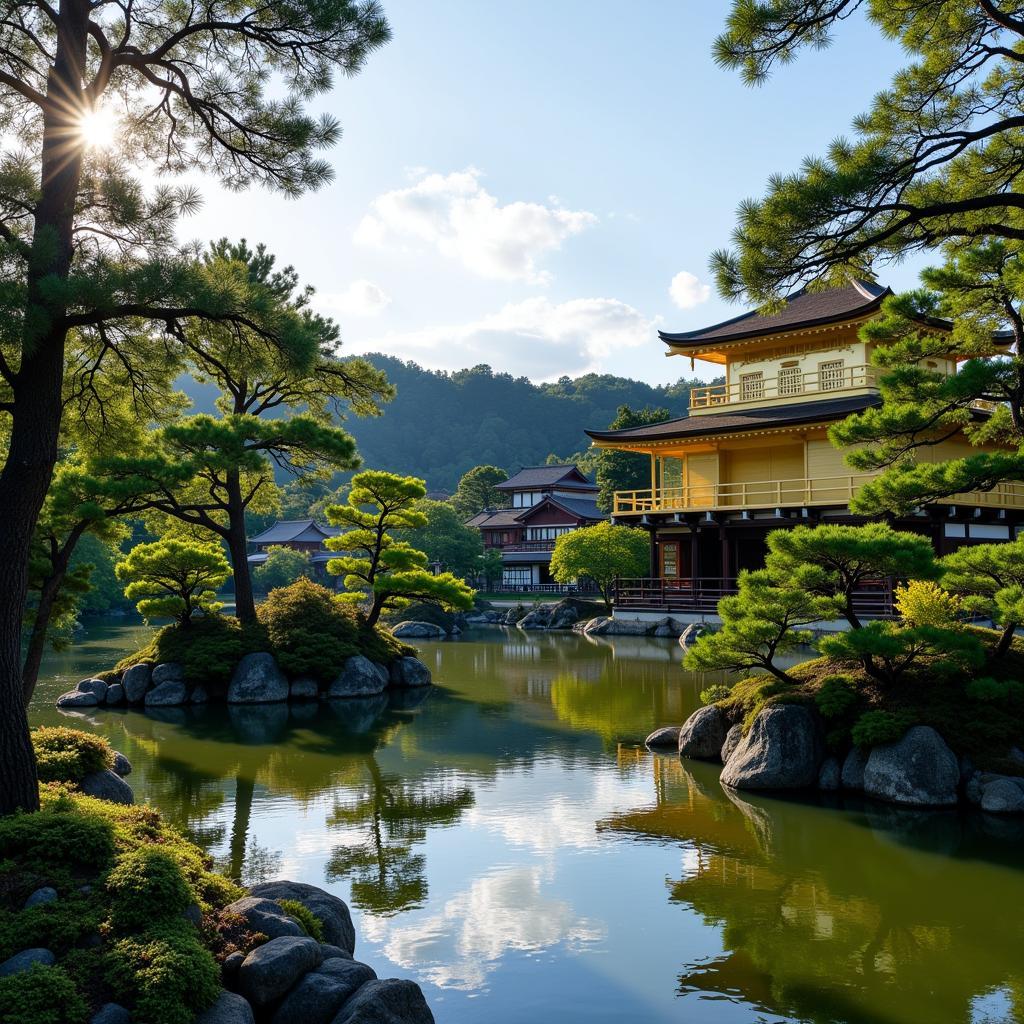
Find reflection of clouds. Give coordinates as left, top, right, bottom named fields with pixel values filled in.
left=363, top=865, right=605, bottom=990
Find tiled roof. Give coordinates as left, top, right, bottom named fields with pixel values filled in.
left=520, top=495, right=606, bottom=522
left=248, top=519, right=340, bottom=544
left=660, top=280, right=890, bottom=349
left=494, top=464, right=597, bottom=491
left=586, top=395, right=882, bottom=443
left=465, top=509, right=523, bottom=529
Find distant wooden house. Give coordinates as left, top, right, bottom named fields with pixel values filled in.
left=466, top=465, right=606, bottom=589
left=247, top=518, right=341, bottom=582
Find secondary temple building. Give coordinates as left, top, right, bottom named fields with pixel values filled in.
left=466, top=464, right=605, bottom=589
left=585, top=279, right=1021, bottom=617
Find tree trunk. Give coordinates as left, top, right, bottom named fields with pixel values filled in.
left=993, top=621, right=1017, bottom=660
left=225, top=471, right=257, bottom=624
left=21, top=565, right=68, bottom=706
left=0, top=0, right=89, bottom=814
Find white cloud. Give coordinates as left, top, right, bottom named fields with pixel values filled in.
left=354, top=168, right=597, bottom=284
left=669, top=270, right=711, bottom=310
left=358, top=296, right=658, bottom=380
left=323, top=279, right=392, bottom=317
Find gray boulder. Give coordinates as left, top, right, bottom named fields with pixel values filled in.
left=121, top=663, right=152, bottom=703
left=390, top=621, right=446, bottom=639
left=24, top=887, right=57, bottom=909
left=332, top=979, right=435, bottom=1024
left=224, top=897, right=305, bottom=940
left=720, top=724, right=743, bottom=765
left=77, top=677, right=108, bottom=701
left=818, top=756, right=841, bottom=792
left=80, top=769, right=134, bottom=805
left=151, top=662, right=185, bottom=685
left=56, top=690, right=98, bottom=708
left=228, top=653, right=289, bottom=704
left=145, top=680, right=188, bottom=706
left=841, top=746, right=869, bottom=790
left=721, top=705, right=822, bottom=790
left=90, top=1004, right=132, bottom=1024
left=250, top=881, right=356, bottom=953
left=678, top=705, right=728, bottom=761
left=981, top=778, right=1024, bottom=814
left=862, top=726, right=959, bottom=807
left=320, top=945, right=354, bottom=962
left=222, top=950, right=245, bottom=987
left=644, top=726, right=681, bottom=750
left=389, top=657, right=432, bottom=688
left=678, top=622, right=713, bottom=650
left=966, top=771, right=984, bottom=806
left=112, top=751, right=132, bottom=777
left=237, top=936, right=322, bottom=1007
left=291, top=677, right=320, bottom=700
left=329, top=656, right=389, bottom=700
left=195, top=991, right=255, bottom=1024
left=104, top=683, right=125, bottom=706
left=271, top=958, right=376, bottom=1024
left=0, top=948, right=55, bottom=977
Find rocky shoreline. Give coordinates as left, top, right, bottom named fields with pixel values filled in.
left=650, top=703, right=1024, bottom=814
left=56, top=651, right=433, bottom=712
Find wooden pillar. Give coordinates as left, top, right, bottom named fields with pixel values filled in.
left=649, top=452, right=656, bottom=494
left=648, top=527, right=658, bottom=578
left=690, top=527, right=700, bottom=582
left=720, top=526, right=731, bottom=583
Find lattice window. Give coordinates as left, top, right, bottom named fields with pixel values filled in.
left=778, top=366, right=803, bottom=396
left=819, top=359, right=846, bottom=391
left=740, top=371, right=764, bottom=401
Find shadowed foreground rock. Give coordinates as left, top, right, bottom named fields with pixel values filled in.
left=332, top=979, right=435, bottom=1024
left=678, top=705, right=727, bottom=761
left=862, top=726, right=959, bottom=807
left=250, top=880, right=357, bottom=953
left=720, top=705, right=821, bottom=790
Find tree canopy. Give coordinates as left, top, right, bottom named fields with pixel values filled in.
left=593, top=405, right=670, bottom=512
left=449, top=466, right=509, bottom=519
left=549, top=522, right=649, bottom=612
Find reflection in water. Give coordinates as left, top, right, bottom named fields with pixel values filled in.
left=30, top=623, right=1024, bottom=1024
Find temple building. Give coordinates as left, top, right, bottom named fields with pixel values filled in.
left=584, top=279, right=1023, bottom=618
left=247, top=518, right=341, bottom=582
left=466, top=464, right=605, bottom=589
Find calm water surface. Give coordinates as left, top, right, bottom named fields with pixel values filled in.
left=30, top=619, right=1024, bottom=1024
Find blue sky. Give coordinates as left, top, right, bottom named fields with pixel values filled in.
left=184, top=2, right=916, bottom=386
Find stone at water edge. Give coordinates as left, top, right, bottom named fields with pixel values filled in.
left=237, top=936, right=322, bottom=1007
left=644, top=726, right=681, bottom=750
left=191, top=685, right=209, bottom=704
left=224, top=897, right=305, bottom=940
left=80, top=769, right=134, bottom=805
left=389, top=657, right=432, bottom=688
left=228, top=652, right=289, bottom=704
left=23, top=887, right=57, bottom=909
left=250, top=880, right=356, bottom=953
left=720, top=724, right=743, bottom=766
left=981, top=778, right=1024, bottom=814
left=390, top=621, right=446, bottom=639
left=121, top=663, right=152, bottom=703
left=270, top=958, right=377, bottom=1024
left=151, top=662, right=185, bottom=685
left=0, top=948, right=55, bottom=977
left=862, top=726, right=959, bottom=807
left=77, top=677, right=108, bottom=701
left=818, top=756, right=841, bottom=792
left=720, top=704, right=823, bottom=791
left=195, top=991, right=255, bottom=1024
left=329, top=655, right=389, bottom=700
left=104, top=683, right=125, bottom=705
left=56, top=690, right=98, bottom=708
left=332, top=978, right=435, bottom=1024
left=678, top=705, right=728, bottom=761
left=841, top=746, right=869, bottom=790
left=291, top=677, right=320, bottom=700
left=678, top=622, right=713, bottom=650
left=145, top=680, right=188, bottom=706
left=90, top=1004, right=132, bottom=1024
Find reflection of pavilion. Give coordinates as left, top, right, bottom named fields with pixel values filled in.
left=600, top=755, right=1024, bottom=1024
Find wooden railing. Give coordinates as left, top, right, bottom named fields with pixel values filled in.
left=613, top=476, right=1024, bottom=515
left=690, top=363, right=878, bottom=410
left=502, top=540, right=558, bottom=552
left=613, top=577, right=894, bottom=617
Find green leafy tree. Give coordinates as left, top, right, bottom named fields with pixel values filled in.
left=684, top=570, right=839, bottom=684
left=407, top=499, right=483, bottom=578
left=116, top=540, right=231, bottom=627
left=450, top=465, right=509, bottom=519
left=941, top=539, right=1024, bottom=659
left=712, top=3, right=1024, bottom=302
left=479, top=548, right=505, bottom=590
left=763, top=523, right=940, bottom=629
left=0, top=0, right=390, bottom=813
left=253, top=548, right=314, bottom=593
left=549, top=522, right=649, bottom=612
left=326, top=471, right=475, bottom=627
left=594, top=406, right=670, bottom=512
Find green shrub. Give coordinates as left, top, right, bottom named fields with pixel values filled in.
left=31, top=727, right=113, bottom=784
left=0, top=799, right=114, bottom=875
left=814, top=675, right=859, bottom=719
left=851, top=710, right=912, bottom=748
left=107, top=848, right=194, bottom=932
left=0, top=890, right=104, bottom=961
left=965, top=676, right=1024, bottom=702
left=106, top=920, right=220, bottom=1024
left=276, top=898, right=324, bottom=942
left=0, top=965, right=87, bottom=1024
left=199, top=909, right=268, bottom=963
left=699, top=684, right=732, bottom=706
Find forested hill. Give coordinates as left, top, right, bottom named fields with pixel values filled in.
left=346, top=355, right=706, bottom=490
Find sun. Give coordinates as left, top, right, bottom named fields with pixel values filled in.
left=78, top=105, right=118, bottom=150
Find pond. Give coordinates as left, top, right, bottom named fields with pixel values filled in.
left=30, top=619, right=1024, bottom=1024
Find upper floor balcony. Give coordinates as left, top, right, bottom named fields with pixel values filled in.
left=689, top=363, right=878, bottom=414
